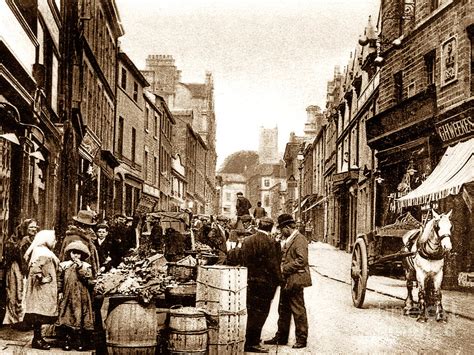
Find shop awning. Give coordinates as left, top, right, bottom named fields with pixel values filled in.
left=292, top=197, right=309, bottom=214
left=397, top=138, right=474, bottom=208
left=303, top=197, right=327, bottom=212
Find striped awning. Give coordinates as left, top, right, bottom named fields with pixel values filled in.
left=292, top=197, right=309, bottom=214
left=397, top=138, right=474, bottom=208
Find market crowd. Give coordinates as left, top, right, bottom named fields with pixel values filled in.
left=1, top=191, right=312, bottom=352
left=1, top=210, right=149, bottom=351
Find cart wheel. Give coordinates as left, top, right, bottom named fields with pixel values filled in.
left=351, top=238, right=368, bottom=308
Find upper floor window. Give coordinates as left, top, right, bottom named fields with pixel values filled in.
left=394, top=71, right=403, bottom=103
left=144, top=106, right=149, bottom=130
left=131, top=127, right=136, bottom=163
left=118, top=116, right=124, bottom=156
left=121, top=67, right=127, bottom=90
left=133, top=82, right=138, bottom=101
left=424, top=50, right=436, bottom=86
left=430, top=0, right=440, bottom=12
left=154, top=114, right=159, bottom=137
left=264, top=179, right=270, bottom=187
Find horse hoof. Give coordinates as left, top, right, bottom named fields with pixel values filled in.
left=416, top=317, right=427, bottom=323
left=436, top=317, right=447, bottom=323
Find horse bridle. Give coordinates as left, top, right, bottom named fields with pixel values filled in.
left=418, top=219, right=450, bottom=260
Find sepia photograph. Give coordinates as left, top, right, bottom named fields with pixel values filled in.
left=0, top=0, right=473, bottom=353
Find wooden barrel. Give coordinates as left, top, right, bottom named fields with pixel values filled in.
left=105, top=300, right=158, bottom=355
left=168, top=306, right=208, bottom=354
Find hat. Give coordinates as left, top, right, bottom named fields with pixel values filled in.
left=217, top=215, right=228, bottom=222
left=236, top=192, right=243, bottom=196
left=258, top=216, right=274, bottom=227
left=72, top=210, right=97, bottom=226
left=277, top=214, right=295, bottom=229
left=64, top=240, right=90, bottom=258
left=240, top=214, right=252, bottom=222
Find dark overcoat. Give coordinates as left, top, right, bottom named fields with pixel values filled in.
left=281, top=232, right=312, bottom=290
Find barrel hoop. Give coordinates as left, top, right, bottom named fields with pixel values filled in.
left=196, top=280, right=247, bottom=293
left=169, top=350, right=207, bottom=354
left=208, top=340, right=245, bottom=345
left=106, top=341, right=157, bottom=347
left=204, top=309, right=247, bottom=317
left=169, top=329, right=208, bottom=335
left=169, top=312, right=205, bottom=318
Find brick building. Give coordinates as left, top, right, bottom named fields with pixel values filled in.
left=363, top=0, right=474, bottom=287
left=115, top=51, right=149, bottom=216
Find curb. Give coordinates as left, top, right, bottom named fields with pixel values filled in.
left=309, top=265, right=474, bottom=321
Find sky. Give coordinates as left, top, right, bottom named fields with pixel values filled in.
left=115, top=0, right=380, bottom=169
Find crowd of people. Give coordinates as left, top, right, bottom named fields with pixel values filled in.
left=1, top=191, right=312, bottom=352
left=0, top=210, right=150, bottom=351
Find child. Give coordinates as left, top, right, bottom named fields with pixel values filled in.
left=23, top=230, right=59, bottom=350
left=57, top=239, right=95, bottom=351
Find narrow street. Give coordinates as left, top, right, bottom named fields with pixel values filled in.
left=258, top=244, right=474, bottom=354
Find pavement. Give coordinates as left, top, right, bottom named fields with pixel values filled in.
left=308, top=241, right=474, bottom=321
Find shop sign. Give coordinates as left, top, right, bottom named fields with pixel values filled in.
left=436, top=115, right=474, bottom=144
left=143, top=183, right=160, bottom=198
left=79, top=131, right=100, bottom=162
left=135, top=194, right=157, bottom=215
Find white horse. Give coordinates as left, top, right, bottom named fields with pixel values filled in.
left=403, top=210, right=453, bottom=322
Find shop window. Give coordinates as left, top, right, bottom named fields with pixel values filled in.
left=125, top=184, right=133, bottom=216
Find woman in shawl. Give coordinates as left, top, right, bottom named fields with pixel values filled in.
left=23, top=230, right=59, bottom=350
left=2, top=219, right=38, bottom=326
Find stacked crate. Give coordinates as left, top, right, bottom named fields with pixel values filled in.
left=196, top=265, right=247, bottom=354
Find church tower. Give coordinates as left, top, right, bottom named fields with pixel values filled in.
left=258, top=126, right=279, bottom=164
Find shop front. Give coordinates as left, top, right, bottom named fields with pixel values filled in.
left=396, top=102, right=473, bottom=289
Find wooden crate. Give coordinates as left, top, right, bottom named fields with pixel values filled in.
left=207, top=311, right=247, bottom=343
left=195, top=265, right=247, bottom=314
left=208, top=339, right=245, bottom=355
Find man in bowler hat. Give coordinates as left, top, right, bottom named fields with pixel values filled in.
left=227, top=217, right=282, bottom=353
left=264, top=213, right=311, bottom=349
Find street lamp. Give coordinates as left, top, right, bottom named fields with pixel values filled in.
left=296, top=148, right=304, bottom=223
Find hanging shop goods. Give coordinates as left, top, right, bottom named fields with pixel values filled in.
left=105, top=300, right=159, bottom=354
left=168, top=306, right=208, bottom=355
left=196, top=265, right=248, bottom=355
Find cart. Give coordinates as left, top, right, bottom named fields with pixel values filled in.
left=350, top=213, right=422, bottom=308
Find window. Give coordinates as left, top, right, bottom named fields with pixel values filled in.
left=424, top=50, right=436, bottom=86
left=118, top=116, right=124, bottom=156
left=430, top=0, right=439, bottom=12
left=154, top=114, right=158, bottom=137
left=407, top=82, right=415, bottom=97
left=153, top=156, right=157, bottom=185
left=131, top=127, right=136, bottom=163
left=133, top=82, right=138, bottom=101
left=226, top=192, right=231, bottom=201
left=264, top=195, right=270, bottom=207
left=264, top=179, right=270, bottom=187
left=144, top=106, right=149, bottom=131
left=394, top=71, right=403, bottom=103
left=469, top=27, right=474, bottom=95
left=121, top=67, right=127, bottom=90
left=144, top=150, right=148, bottom=181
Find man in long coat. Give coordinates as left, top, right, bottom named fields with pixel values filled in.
left=264, top=213, right=311, bottom=349
left=227, top=217, right=282, bottom=353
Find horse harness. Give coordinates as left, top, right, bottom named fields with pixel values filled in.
left=417, top=219, right=449, bottom=261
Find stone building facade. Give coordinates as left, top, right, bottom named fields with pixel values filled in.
left=142, top=55, right=217, bottom=214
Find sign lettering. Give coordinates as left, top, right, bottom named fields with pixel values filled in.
left=436, top=116, right=474, bottom=143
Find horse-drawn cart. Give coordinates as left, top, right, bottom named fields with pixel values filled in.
left=350, top=213, right=422, bottom=308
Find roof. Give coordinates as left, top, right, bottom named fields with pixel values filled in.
left=397, top=138, right=474, bottom=208
left=182, top=83, right=207, bottom=98
left=219, top=173, right=246, bottom=183
left=118, top=52, right=149, bottom=87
